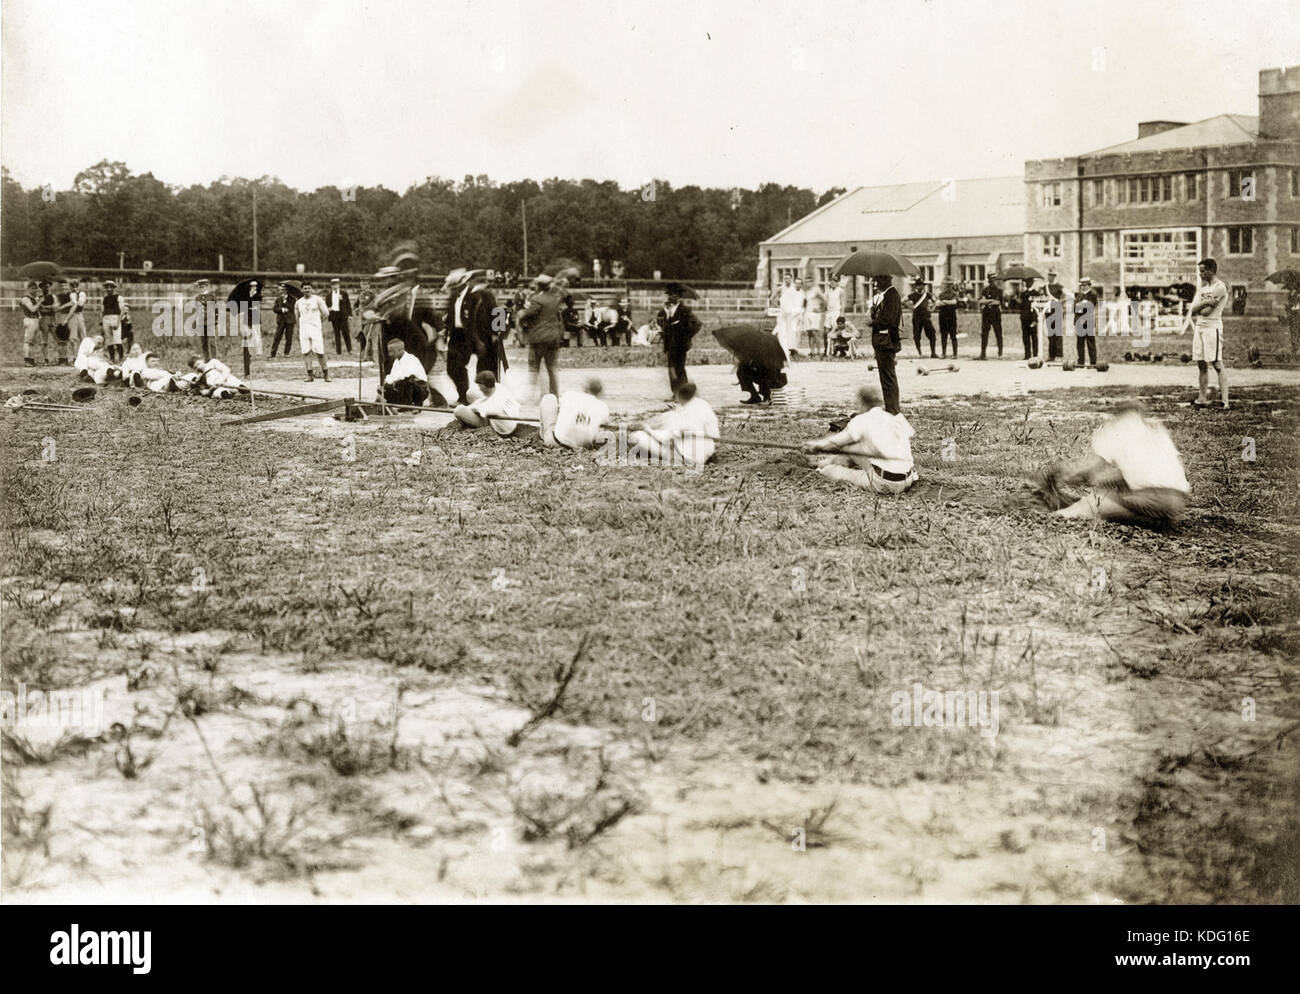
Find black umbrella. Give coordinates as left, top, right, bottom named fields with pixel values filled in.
left=662, top=281, right=700, bottom=300
left=998, top=264, right=1043, bottom=282
left=19, top=260, right=63, bottom=280
left=713, top=324, right=786, bottom=371
left=1266, top=269, right=1300, bottom=291
left=1167, top=282, right=1198, bottom=302
left=227, top=277, right=271, bottom=305
left=832, top=250, right=919, bottom=279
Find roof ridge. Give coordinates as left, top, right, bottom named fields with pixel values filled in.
left=762, top=185, right=866, bottom=242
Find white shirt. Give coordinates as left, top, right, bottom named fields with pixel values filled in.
left=296, top=296, right=327, bottom=331
left=1190, top=278, right=1228, bottom=330
left=555, top=391, right=610, bottom=449
left=454, top=286, right=471, bottom=329
left=330, top=290, right=341, bottom=310
left=200, top=358, right=241, bottom=388
left=74, top=337, right=104, bottom=371
left=664, top=302, right=678, bottom=322
left=843, top=408, right=915, bottom=475
left=471, top=385, right=520, bottom=435
left=120, top=350, right=150, bottom=377
left=384, top=351, right=426, bottom=385
left=779, top=286, right=804, bottom=315
left=658, top=396, right=719, bottom=466
left=826, top=286, right=843, bottom=318
left=1092, top=411, right=1189, bottom=494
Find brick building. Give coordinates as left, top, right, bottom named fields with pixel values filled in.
left=757, top=177, right=1023, bottom=308
left=1024, top=66, right=1300, bottom=312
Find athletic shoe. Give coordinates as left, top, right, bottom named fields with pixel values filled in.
left=23, top=358, right=35, bottom=367
left=305, top=372, right=315, bottom=382
left=322, top=371, right=330, bottom=381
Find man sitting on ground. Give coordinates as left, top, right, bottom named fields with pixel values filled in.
left=828, top=316, right=861, bottom=358
left=188, top=355, right=249, bottom=395
left=802, top=385, right=918, bottom=494
left=453, top=370, right=521, bottom=436
left=382, top=338, right=438, bottom=406
left=74, top=335, right=118, bottom=385
left=627, top=381, right=719, bottom=469
left=1025, top=401, right=1189, bottom=528
left=540, top=377, right=610, bottom=450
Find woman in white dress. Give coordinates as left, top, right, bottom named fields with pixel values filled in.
left=770, top=275, right=805, bottom=356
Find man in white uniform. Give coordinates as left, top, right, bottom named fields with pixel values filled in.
left=802, top=278, right=826, bottom=356
left=771, top=274, right=805, bottom=356
left=454, top=370, right=520, bottom=436
left=824, top=275, right=843, bottom=356
left=540, top=377, right=610, bottom=450
left=189, top=355, right=249, bottom=394
left=802, top=386, right=917, bottom=494
left=1030, top=401, right=1189, bottom=528
left=627, top=381, right=719, bottom=469
left=74, top=335, right=117, bottom=385
left=1187, top=257, right=1229, bottom=409
left=295, top=282, right=331, bottom=382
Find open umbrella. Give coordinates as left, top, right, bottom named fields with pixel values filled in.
left=713, top=324, right=786, bottom=372
left=998, top=264, right=1043, bottom=282
left=662, top=281, right=700, bottom=300
left=19, top=260, right=63, bottom=280
left=1167, top=282, right=1198, bottom=302
left=832, top=250, right=919, bottom=279
left=227, top=277, right=271, bottom=305
left=1266, top=269, right=1300, bottom=291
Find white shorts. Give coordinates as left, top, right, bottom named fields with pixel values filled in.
left=299, top=323, right=325, bottom=355
left=102, top=314, right=122, bottom=344
left=1191, top=324, right=1222, bottom=363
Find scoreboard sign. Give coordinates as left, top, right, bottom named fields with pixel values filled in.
left=1121, top=228, right=1200, bottom=286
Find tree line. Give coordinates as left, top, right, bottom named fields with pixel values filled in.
left=1, top=162, right=843, bottom=281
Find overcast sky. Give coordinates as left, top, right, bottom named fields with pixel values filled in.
left=2, top=0, right=1295, bottom=194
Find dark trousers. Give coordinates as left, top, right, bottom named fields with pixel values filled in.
left=271, top=322, right=295, bottom=357
left=447, top=335, right=473, bottom=405
left=384, top=377, right=430, bottom=407
left=1075, top=331, right=1097, bottom=366
left=1021, top=316, right=1038, bottom=359
left=938, top=308, right=958, bottom=356
left=874, top=347, right=899, bottom=415
left=331, top=316, right=351, bottom=353
left=667, top=348, right=688, bottom=395
left=980, top=308, right=1002, bottom=357
left=912, top=313, right=937, bottom=356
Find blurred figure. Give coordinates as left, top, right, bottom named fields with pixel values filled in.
left=627, top=380, right=718, bottom=469
left=540, top=377, right=610, bottom=450
left=771, top=274, right=804, bottom=355
left=803, top=277, right=826, bottom=356
left=823, top=275, right=843, bottom=356
left=516, top=273, right=564, bottom=400
left=453, top=370, right=520, bottom=436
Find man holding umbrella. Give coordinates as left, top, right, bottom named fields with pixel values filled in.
left=869, top=275, right=903, bottom=415
left=657, top=282, right=702, bottom=400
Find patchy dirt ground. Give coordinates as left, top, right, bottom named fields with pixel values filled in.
left=2, top=372, right=1297, bottom=903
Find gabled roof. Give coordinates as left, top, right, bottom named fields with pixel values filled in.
left=1085, top=114, right=1260, bottom=156
left=761, top=176, right=1024, bottom=246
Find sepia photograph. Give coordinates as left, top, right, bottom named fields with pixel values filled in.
left=0, top=0, right=1296, bottom=946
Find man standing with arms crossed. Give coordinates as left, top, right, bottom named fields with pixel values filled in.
left=1188, top=257, right=1229, bottom=409
left=978, top=272, right=1004, bottom=359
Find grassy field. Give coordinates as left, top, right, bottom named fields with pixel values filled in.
left=1, top=370, right=1297, bottom=902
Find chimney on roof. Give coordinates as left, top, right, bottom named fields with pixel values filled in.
left=1259, top=65, right=1300, bottom=139
left=1136, top=121, right=1187, bottom=139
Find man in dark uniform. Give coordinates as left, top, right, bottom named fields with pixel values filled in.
left=326, top=278, right=353, bottom=354
left=194, top=277, right=218, bottom=361
left=907, top=276, right=937, bottom=358
left=936, top=278, right=959, bottom=358
left=37, top=280, right=57, bottom=364
left=979, top=273, right=1004, bottom=359
left=271, top=282, right=297, bottom=357
left=1044, top=268, right=1066, bottom=361
left=869, top=274, right=903, bottom=415
left=1018, top=278, right=1040, bottom=360
left=656, top=282, right=702, bottom=400
left=444, top=267, right=506, bottom=406
left=1074, top=276, right=1099, bottom=367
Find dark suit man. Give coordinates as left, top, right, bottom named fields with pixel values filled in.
left=936, top=279, right=959, bottom=358
left=1045, top=269, right=1066, bottom=360
left=444, top=268, right=506, bottom=406
left=378, top=284, right=442, bottom=383
left=271, top=283, right=297, bottom=357
left=656, top=282, right=702, bottom=398
left=907, top=278, right=937, bottom=357
left=1074, top=277, right=1099, bottom=367
left=326, top=279, right=353, bottom=354
left=979, top=275, right=1004, bottom=359
left=869, top=275, right=903, bottom=415
left=1019, top=279, right=1040, bottom=360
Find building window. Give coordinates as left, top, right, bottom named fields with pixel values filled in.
left=1042, top=234, right=1062, bottom=258
left=1227, top=226, right=1254, bottom=255
left=1185, top=172, right=1199, bottom=201
left=1291, top=227, right=1299, bottom=254
left=1093, top=179, right=1105, bottom=206
left=775, top=266, right=801, bottom=284
left=959, top=264, right=986, bottom=284
left=1228, top=168, right=1255, bottom=200
left=918, top=265, right=936, bottom=285
left=1041, top=182, right=1062, bottom=207
left=816, top=265, right=834, bottom=289
left=1292, top=169, right=1299, bottom=198
left=1092, top=232, right=1106, bottom=259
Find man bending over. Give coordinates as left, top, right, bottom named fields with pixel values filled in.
left=540, top=377, right=610, bottom=450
